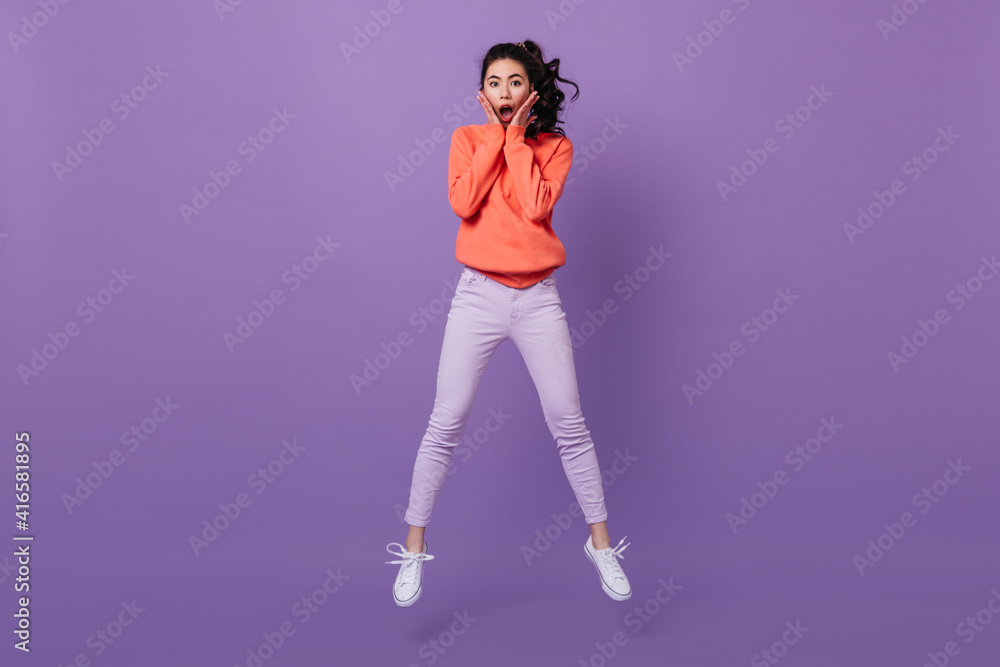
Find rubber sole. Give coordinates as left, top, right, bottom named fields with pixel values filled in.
left=394, top=585, right=422, bottom=608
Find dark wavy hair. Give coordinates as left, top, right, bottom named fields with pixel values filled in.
left=477, top=40, right=580, bottom=141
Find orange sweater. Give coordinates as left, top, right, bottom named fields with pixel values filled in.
left=448, top=122, right=573, bottom=289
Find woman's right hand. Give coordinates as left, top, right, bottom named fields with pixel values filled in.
left=477, top=91, right=502, bottom=126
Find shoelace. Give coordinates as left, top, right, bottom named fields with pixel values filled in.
left=598, top=536, right=630, bottom=581
left=385, top=543, right=435, bottom=586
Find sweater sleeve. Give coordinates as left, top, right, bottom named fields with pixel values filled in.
left=502, top=124, right=573, bottom=222
left=448, top=124, right=506, bottom=219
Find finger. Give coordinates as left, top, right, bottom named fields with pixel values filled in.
left=478, top=93, right=497, bottom=120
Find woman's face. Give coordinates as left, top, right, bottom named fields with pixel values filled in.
left=482, top=58, right=533, bottom=127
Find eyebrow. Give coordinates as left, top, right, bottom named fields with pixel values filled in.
left=487, top=74, right=523, bottom=80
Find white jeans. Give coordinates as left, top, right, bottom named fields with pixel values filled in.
left=403, top=265, right=608, bottom=527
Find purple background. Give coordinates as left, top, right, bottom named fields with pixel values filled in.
left=2, top=0, right=999, bottom=665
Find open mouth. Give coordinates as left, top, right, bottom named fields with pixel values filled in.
left=499, top=105, right=513, bottom=122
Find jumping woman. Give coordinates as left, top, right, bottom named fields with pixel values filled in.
left=385, top=40, right=631, bottom=607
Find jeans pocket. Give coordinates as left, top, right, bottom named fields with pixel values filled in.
left=459, top=268, right=484, bottom=293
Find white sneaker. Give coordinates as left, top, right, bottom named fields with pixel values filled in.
left=584, top=535, right=632, bottom=601
left=386, top=541, right=434, bottom=607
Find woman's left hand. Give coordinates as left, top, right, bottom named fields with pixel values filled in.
left=509, top=91, right=539, bottom=128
